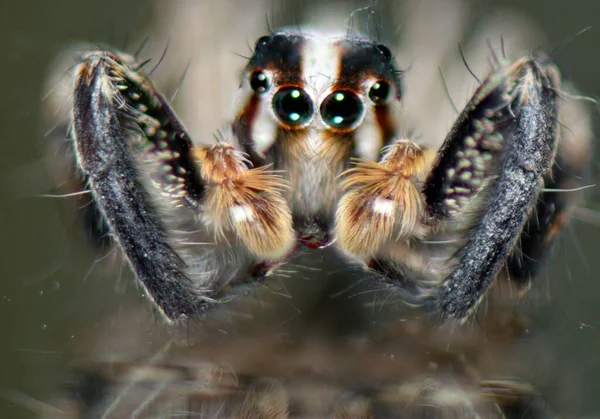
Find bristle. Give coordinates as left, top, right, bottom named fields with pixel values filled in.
left=194, top=144, right=295, bottom=260
left=333, top=396, right=373, bottom=419
left=336, top=140, right=425, bottom=258
left=234, top=379, right=289, bottom=419
left=194, top=144, right=250, bottom=183
left=319, top=130, right=356, bottom=165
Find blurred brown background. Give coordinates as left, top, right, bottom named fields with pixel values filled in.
left=0, top=0, right=599, bottom=417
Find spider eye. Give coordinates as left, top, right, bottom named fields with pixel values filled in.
left=250, top=71, right=269, bottom=93
left=377, top=44, right=392, bottom=61
left=320, top=90, right=364, bottom=129
left=368, top=80, right=391, bottom=104
left=254, top=35, right=271, bottom=50
left=273, top=87, right=313, bottom=126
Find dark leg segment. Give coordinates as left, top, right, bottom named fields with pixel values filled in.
left=423, top=58, right=559, bottom=319
left=506, top=149, right=588, bottom=285
left=72, top=53, right=210, bottom=321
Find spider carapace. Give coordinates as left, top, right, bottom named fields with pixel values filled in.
left=71, top=30, right=587, bottom=324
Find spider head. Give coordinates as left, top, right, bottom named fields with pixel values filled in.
left=232, top=31, right=404, bottom=247
left=233, top=31, right=403, bottom=158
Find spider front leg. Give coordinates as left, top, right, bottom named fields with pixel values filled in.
left=337, top=56, right=560, bottom=320
left=427, top=57, right=560, bottom=319
left=71, top=51, right=294, bottom=321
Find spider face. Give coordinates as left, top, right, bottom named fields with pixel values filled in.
left=64, top=28, right=588, bottom=326
left=43, top=7, right=594, bottom=416
left=232, top=32, right=402, bottom=245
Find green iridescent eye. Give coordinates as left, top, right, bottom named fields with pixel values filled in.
left=320, top=90, right=363, bottom=129
left=273, top=87, right=313, bottom=126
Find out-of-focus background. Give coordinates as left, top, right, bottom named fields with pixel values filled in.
left=1, top=0, right=599, bottom=417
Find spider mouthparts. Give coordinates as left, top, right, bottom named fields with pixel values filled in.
left=294, top=217, right=333, bottom=249
left=298, top=231, right=332, bottom=248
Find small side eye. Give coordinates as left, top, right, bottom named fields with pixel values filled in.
left=250, top=71, right=269, bottom=93
left=254, top=35, right=271, bottom=51
left=320, top=91, right=364, bottom=129
left=377, top=44, right=392, bottom=61
left=273, top=87, right=313, bottom=126
left=368, top=81, right=391, bottom=104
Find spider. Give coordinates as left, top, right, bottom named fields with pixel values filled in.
left=67, top=30, right=587, bottom=324
left=43, top=11, right=594, bottom=416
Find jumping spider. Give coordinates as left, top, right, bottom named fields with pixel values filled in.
left=69, top=31, right=586, bottom=322
left=50, top=25, right=591, bottom=418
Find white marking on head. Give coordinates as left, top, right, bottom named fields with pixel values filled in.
left=301, top=35, right=341, bottom=99
left=252, top=95, right=279, bottom=155
left=354, top=109, right=382, bottom=160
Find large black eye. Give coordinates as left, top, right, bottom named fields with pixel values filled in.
left=320, top=90, right=364, bottom=129
left=368, top=80, right=391, bottom=104
left=250, top=71, right=269, bottom=93
left=273, top=87, right=313, bottom=126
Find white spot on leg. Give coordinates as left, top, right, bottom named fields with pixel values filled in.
left=372, top=198, right=396, bottom=216
left=230, top=205, right=256, bottom=224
